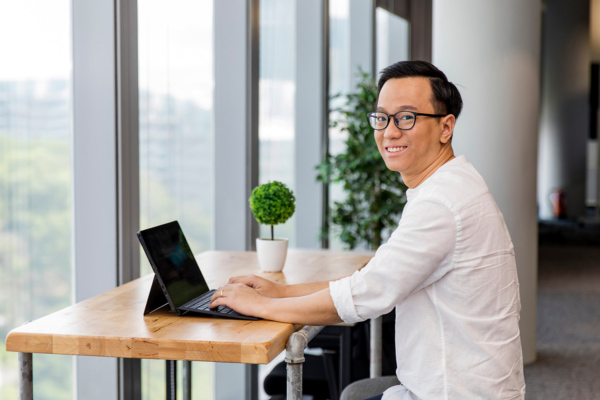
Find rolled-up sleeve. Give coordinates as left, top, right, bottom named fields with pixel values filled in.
left=330, top=272, right=363, bottom=323
left=329, top=198, right=457, bottom=323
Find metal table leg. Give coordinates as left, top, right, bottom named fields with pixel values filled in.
left=182, top=361, right=192, bottom=400
left=285, top=325, right=325, bottom=400
left=19, top=352, right=33, bottom=400
left=165, top=360, right=192, bottom=400
left=166, top=360, right=176, bottom=400
left=370, top=316, right=382, bottom=378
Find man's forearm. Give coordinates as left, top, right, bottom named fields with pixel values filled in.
left=281, top=281, right=331, bottom=298
left=211, top=279, right=344, bottom=325
left=261, top=288, right=343, bottom=325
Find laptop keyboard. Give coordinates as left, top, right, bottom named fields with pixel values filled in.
left=181, top=290, right=237, bottom=315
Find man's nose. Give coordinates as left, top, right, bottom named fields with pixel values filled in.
left=383, top=121, right=402, bottom=138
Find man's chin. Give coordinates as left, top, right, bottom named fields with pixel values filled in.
left=384, top=163, right=404, bottom=175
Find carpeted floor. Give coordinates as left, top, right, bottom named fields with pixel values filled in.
left=524, top=244, right=600, bottom=399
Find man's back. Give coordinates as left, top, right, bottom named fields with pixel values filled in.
left=330, top=155, right=525, bottom=399
left=392, top=155, right=525, bottom=399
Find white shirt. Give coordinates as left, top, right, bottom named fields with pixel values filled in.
left=330, top=156, right=525, bottom=400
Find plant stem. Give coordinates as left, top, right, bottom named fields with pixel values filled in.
left=271, top=225, right=274, bottom=241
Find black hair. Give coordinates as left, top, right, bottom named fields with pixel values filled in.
left=377, top=60, right=463, bottom=119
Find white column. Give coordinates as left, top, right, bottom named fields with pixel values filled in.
left=295, top=0, right=326, bottom=249
left=72, top=0, right=119, bottom=398
left=432, top=0, right=541, bottom=364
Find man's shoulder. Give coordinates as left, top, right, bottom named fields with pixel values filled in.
left=416, top=156, right=490, bottom=211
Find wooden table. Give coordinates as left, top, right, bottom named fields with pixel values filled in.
left=6, top=250, right=372, bottom=399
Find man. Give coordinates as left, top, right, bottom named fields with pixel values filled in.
left=210, top=61, right=525, bottom=399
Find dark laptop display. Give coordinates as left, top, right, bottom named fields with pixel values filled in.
left=137, top=221, right=258, bottom=321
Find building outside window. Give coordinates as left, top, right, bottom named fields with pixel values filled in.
left=376, top=7, right=410, bottom=75
left=259, top=0, right=297, bottom=245
left=138, top=1, right=214, bottom=398
left=328, top=0, right=351, bottom=250
left=0, top=1, right=73, bottom=399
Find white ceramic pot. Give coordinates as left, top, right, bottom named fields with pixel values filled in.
left=256, top=238, right=288, bottom=272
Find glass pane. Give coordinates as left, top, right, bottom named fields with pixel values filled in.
left=0, top=1, right=73, bottom=399
left=259, top=0, right=296, bottom=244
left=329, top=0, right=351, bottom=100
left=138, top=1, right=214, bottom=399
left=376, top=8, right=410, bottom=73
left=141, top=361, right=213, bottom=400
left=328, top=0, right=350, bottom=250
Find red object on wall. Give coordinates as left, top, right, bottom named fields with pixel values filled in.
left=549, top=189, right=567, bottom=219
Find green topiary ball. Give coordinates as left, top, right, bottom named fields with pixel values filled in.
left=249, top=181, right=296, bottom=226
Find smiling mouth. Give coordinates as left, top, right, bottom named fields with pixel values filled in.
left=386, top=146, right=407, bottom=153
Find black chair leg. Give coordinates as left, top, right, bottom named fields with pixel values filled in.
left=321, top=350, right=339, bottom=400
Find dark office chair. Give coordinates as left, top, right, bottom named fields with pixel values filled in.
left=263, top=314, right=396, bottom=400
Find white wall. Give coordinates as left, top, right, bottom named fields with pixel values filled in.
left=433, top=0, right=541, bottom=364
left=538, top=0, right=590, bottom=219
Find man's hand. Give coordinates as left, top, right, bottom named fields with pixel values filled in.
left=209, top=276, right=342, bottom=325
left=227, top=275, right=285, bottom=298
left=209, top=283, right=266, bottom=318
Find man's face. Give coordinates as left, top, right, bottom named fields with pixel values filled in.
left=375, top=77, right=450, bottom=176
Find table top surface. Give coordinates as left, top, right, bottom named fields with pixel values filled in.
left=6, top=250, right=371, bottom=364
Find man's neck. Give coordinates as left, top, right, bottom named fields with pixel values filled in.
left=402, top=144, right=455, bottom=188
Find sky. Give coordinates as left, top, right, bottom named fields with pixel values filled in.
left=0, top=0, right=360, bottom=143
left=0, top=0, right=70, bottom=80
left=0, top=0, right=214, bottom=111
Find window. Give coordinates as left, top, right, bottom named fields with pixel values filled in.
left=138, top=1, right=214, bottom=398
left=328, top=0, right=351, bottom=250
left=0, top=1, right=73, bottom=399
left=376, top=7, right=410, bottom=73
left=259, top=0, right=296, bottom=244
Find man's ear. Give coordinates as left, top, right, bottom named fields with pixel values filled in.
left=439, top=114, right=456, bottom=144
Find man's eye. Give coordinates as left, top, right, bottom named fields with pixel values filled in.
left=398, top=114, right=414, bottom=121
left=377, top=116, right=388, bottom=122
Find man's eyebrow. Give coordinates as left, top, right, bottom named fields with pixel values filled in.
left=399, top=105, right=418, bottom=111
left=376, top=105, right=419, bottom=112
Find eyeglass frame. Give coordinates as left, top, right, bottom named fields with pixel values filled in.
left=367, top=111, right=448, bottom=130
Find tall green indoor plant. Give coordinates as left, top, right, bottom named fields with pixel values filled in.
left=317, top=72, right=407, bottom=250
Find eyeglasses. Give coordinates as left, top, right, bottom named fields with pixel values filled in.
left=367, top=111, right=447, bottom=130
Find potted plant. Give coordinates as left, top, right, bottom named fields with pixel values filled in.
left=249, top=181, right=296, bottom=272
left=317, top=71, right=407, bottom=250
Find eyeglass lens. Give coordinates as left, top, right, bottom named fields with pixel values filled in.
left=369, top=112, right=415, bottom=130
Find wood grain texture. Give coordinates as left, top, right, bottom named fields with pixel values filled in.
left=6, top=251, right=371, bottom=364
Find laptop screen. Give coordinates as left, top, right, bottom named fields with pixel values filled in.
left=138, top=221, right=210, bottom=308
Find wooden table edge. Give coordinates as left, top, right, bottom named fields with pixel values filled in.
left=5, top=322, right=303, bottom=364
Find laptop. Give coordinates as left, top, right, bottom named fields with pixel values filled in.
left=137, top=220, right=259, bottom=321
